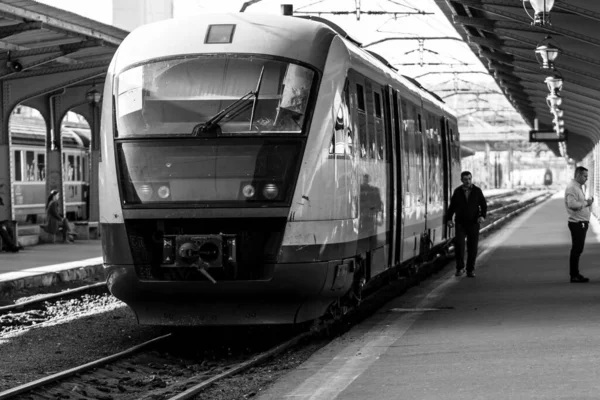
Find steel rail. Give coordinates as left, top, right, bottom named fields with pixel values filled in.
left=0, top=191, right=552, bottom=400
left=480, top=193, right=552, bottom=234
left=0, top=333, right=172, bottom=399
left=168, top=331, right=313, bottom=400
left=170, top=191, right=554, bottom=398
left=0, top=281, right=106, bottom=314
left=487, top=192, right=551, bottom=216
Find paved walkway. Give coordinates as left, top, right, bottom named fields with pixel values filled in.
left=0, top=240, right=102, bottom=289
left=257, top=193, right=600, bottom=399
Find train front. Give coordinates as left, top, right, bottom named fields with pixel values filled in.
left=100, top=15, right=334, bottom=325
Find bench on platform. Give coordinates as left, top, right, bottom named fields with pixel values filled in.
left=73, top=221, right=99, bottom=240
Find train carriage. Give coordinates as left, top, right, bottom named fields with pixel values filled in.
left=10, top=120, right=91, bottom=224
left=100, top=13, right=462, bottom=326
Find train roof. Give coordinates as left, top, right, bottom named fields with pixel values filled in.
left=114, top=13, right=339, bottom=74
left=10, top=122, right=90, bottom=148
left=115, top=12, right=455, bottom=120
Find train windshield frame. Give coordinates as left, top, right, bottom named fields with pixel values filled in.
left=115, top=55, right=317, bottom=137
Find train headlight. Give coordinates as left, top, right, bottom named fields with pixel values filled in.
left=262, top=183, right=279, bottom=200
left=242, top=184, right=256, bottom=198
left=157, top=185, right=171, bottom=199
left=137, top=184, right=153, bottom=201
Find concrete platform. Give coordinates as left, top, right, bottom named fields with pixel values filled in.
left=0, top=240, right=103, bottom=292
left=257, top=193, right=600, bottom=399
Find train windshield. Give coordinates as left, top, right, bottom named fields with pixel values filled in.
left=115, top=56, right=315, bottom=136
left=116, top=139, right=302, bottom=205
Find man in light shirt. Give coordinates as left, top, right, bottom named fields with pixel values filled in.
left=564, top=166, right=594, bottom=283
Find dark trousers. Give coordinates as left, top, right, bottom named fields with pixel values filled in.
left=455, top=223, right=480, bottom=272
left=0, top=221, right=17, bottom=250
left=568, top=221, right=588, bottom=277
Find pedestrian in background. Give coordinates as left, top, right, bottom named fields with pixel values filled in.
left=446, top=171, right=488, bottom=278
left=0, top=196, right=21, bottom=252
left=44, top=190, right=76, bottom=243
left=565, top=166, right=594, bottom=283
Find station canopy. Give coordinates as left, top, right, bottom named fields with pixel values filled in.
left=0, top=0, right=126, bottom=109
left=435, top=0, right=600, bottom=162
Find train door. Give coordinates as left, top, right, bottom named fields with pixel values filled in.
left=440, top=117, right=451, bottom=240
left=385, top=85, right=402, bottom=267
left=416, top=109, right=426, bottom=257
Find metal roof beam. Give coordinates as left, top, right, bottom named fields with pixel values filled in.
left=455, top=1, right=600, bottom=49
left=497, top=30, right=600, bottom=68
left=0, top=5, right=123, bottom=46
left=467, top=34, right=503, bottom=50
left=478, top=48, right=514, bottom=64
left=0, top=41, right=109, bottom=78
left=453, top=15, right=495, bottom=30
left=5, top=39, right=104, bottom=58
left=2, top=60, right=110, bottom=80
left=554, top=1, right=600, bottom=24
left=507, top=50, right=600, bottom=85
left=0, top=21, right=42, bottom=39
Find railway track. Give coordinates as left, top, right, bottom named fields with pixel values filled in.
left=0, top=190, right=553, bottom=400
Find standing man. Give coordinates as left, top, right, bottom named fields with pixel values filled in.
left=446, top=171, right=488, bottom=277
left=565, top=166, right=594, bottom=283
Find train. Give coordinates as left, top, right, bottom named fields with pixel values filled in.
left=10, top=117, right=91, bottom=224
left=100, top=13, right=462, bottom=326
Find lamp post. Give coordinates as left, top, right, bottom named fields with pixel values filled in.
left=535, top=36, right=560, bottom=70
left=545, top=74, right=563, bottom=96
left=523, top=0, right=555, bottom=26
left=546, top=93, right=562, bottom=108
left=86, top=87, right=102, bottom=105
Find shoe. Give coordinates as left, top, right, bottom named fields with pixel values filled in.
left=455, top=269, right=465, bottom=277
left=570, top=275, right=589, bottom=283
left=467, top=271, right=476, bottom=278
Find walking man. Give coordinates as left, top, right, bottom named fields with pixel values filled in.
left=565, top=166, right=594, bottom=283
left=446, top=171, right=487, bottom=277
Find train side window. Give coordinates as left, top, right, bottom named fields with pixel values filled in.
left=68, top=155, right=75, bottom=181
left=374, top=90, right=385, bottom=160
left=329, top=80, right=353, bottom=156
left=63, top=154, right=75, bottom=181
left=373, top=92, right=382, bottom=118
left=417, top=113, right=422, bottom=133
left=344, top=80, right=354, bottom=155
left=364, top=80, right=375, bottom=159
left=25, top=151, right=35, bottom=181
left=401, top=99, right=411, bottom=182
left=82, top=156, right=88, bottom=181
left=76, top=156, right=81, bottom=181
left=356, top=84, right=365, bottom=111
left=356, top=83, right=367, bottom=158
left=13, top=150, right=22, bottom=182
left=37, top=153, right=45, bottom=181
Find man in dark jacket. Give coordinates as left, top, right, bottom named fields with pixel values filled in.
left=446, top=171, right=487, bottom=277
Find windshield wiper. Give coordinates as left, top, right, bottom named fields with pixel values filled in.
left=191, top=91, right=253, bottom=136
left=192, top=66, right=266, bottom=136
left=248, top=66, right=265, bottom=129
